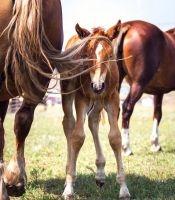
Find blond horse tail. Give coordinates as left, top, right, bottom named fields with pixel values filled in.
left=4, top=0, right=53, bottom=102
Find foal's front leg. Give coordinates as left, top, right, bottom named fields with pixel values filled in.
left=88, top=104, right=106, bottom=187
left=105, top=93, right=130, bottom=199
left=63, top=93, right=88, bottom=199
left=4, top=100, right=36, bottom=197
left=61, top=79, right=76, bottom=174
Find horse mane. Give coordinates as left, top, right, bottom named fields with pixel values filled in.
left=3, top=0, right=110, bottom=103
left=92, top=27, right=106, bottom=36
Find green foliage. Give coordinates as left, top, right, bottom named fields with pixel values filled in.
left=4, top=101, right=175, bottom=200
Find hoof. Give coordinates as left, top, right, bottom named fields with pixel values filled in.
left=62, top=183, right=74, bottom=200
left=95, top=179, right=105, bottom=187
left=122, top=148, right=133, bottom=156
left=119, top=185, right=131, bottom=200
left=150, top=144, right=162, bottom=152
left=6, top=183, right=25, bottom=197
left=62, top=193, right=73, bottom=200
left=3, top=155, right=27, bottom=197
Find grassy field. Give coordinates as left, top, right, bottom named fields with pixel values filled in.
left=4, top=93, right=175, bottom=200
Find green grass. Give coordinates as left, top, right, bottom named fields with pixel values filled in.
left=4, top=95, right=175, bottom=200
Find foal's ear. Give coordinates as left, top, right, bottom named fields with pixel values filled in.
left=75, top=23, right=91, bottom=39
left=106, top=20, right=122, bottom=41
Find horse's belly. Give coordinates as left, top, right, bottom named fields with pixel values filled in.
left=144, top=71, right=175, bottom=94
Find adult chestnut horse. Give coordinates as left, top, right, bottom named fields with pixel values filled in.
left=61, top=24, right=130, bottom=200
left=0, top=0, right=95, bottom=199
left=112, top=20, right=175, bottom=155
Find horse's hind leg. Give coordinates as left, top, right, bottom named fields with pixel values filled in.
left=105, top=92, right=130, bottom=199
left=88, top=104, right=106, bottom=187
left=121, top=82, right=143, bottom=156
left=4, top=100, right=36, bottom=197
left=150, top=94, right=163, bottom=152
left=0, top=100, right=9, bottom=200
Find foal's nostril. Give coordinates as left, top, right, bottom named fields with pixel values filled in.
left=91, top=82, right=95, bottom=90
left=101, top=82, right=105, bottom=90
left=90, top=82, right=105, bottom=94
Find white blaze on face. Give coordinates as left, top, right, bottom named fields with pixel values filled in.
left=95, top=43, right=103, bottom=62
left=90, top=43, right=104, bottom=89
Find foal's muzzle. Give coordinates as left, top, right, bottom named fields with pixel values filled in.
left=91, top=82, right=105, bottom=94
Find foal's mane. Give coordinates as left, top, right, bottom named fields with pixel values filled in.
left=91, top=27, right=106, bottom=35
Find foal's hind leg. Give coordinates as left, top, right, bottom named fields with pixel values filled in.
left=0, top=100, right=9, bottom=200
left=105, top=92, right=130, bottom=199
left=121, top=82, right=143, bottom=156
left=150, top=94, right=163, bottom=152
left=88, top=104, right=106, bottom=187
left=4, top=100, right=36, bottom=197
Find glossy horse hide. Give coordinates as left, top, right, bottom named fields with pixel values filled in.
left=61, top=24, right=130, bottom=200
left=112, top=20, right=175, bottom=155
left=0, top=0, right=92, bottom=199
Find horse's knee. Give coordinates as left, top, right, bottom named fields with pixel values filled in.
left=108, top=132, right=121, bottom=151
left=71, top=131, right=85, bottom=151
left=62, top=115, right=75, bottom=128
left=14, top=105, right=35, bottom=140
left=15, top=108, right=33, bottom=126
left=62, top=115, right=75, bottom=139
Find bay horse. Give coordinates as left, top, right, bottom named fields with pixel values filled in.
left=0, top=0, right=98, bottom=199
left=61, top=24, right=130, bottom=200
left=111, top=20, right=175, bottom=156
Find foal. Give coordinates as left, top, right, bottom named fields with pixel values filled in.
left=61, top=24, right=130, bottom=199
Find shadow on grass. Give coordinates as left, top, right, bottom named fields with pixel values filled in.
left=27, top=173, right=175, bottom=200
left=165, top=149, right=175, bottom=154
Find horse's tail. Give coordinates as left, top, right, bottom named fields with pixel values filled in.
left=4, top=0, right=52, bottom=102
left=113, top=25, right=130, bottom=91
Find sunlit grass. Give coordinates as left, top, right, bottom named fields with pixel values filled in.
left=4, top=93, right=175, bottom=200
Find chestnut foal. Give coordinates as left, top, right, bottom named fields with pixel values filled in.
left=61, top=24, right=130, bottom=200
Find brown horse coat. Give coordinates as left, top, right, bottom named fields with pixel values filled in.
left=112, top=20, right=175, bottom=155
